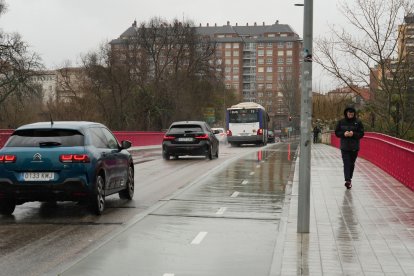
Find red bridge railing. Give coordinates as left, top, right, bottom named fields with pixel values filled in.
left=0, top=129, right=165, bottom=148
left=331, top=132, right=414, bottom=191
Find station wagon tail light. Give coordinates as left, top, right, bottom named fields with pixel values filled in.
left=257, top=129, right=263, bottom=135
left=195, top=134, right=209, bottom=140
left=60, top=154, right=90, bottom=163
left=163, top=135, right=175, bottom=141
left=0, top=155, right=16, bottom=163
left=226, top=130, right=232, bottom=136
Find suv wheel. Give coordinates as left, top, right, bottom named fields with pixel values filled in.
left=90, top=174, right=105, bottom=215
left=0, top=199, right=16, bottom=215
left=162, top=150, right=170, bottom=160
left=119, top=166, right=134, bottom=200
left=207, top=145, right=213, bottom=160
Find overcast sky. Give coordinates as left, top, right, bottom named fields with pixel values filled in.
left=0, top=0, right=347, bottom=91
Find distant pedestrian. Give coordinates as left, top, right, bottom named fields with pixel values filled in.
left=335, top=106, right=364, bottom=189
left=313, top=125, right=321, bottom=143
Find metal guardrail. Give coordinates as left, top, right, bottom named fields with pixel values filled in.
left=0, top=129, right=165, bottom=148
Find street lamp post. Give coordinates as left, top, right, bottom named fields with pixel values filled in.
left=297, top=0, right=313, bottom=233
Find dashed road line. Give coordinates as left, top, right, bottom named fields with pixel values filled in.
left=216, top=207, right=227, bottom=215
left=191, top=231, right=208, bottom=245
left=249, top=172, right=255, bottom=176
left=241, top=180, right=249, bottom=185
left=230, top=191, right=240, bottom=198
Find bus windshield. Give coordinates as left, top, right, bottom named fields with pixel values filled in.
left=229, top=109, right=259, bottom=123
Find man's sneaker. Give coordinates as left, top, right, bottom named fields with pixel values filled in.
left=345, top=181, right=352, bottom=189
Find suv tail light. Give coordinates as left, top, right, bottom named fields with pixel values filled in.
left=226, top=130, right=232, bottom=136
left=195, top=134, right=209, bottom=140
left=0, top=155, right=16, bottom=163
left=257, top=129, right=263, bottom=135
left=163, top=135, right=175, bottom=141
left=60, top=154, right=90, bottom=163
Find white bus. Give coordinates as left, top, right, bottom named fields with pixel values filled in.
left=226, top=102, right=269, bottom=146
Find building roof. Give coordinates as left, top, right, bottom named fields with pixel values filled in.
left=110, top=21, right=301, bottom=45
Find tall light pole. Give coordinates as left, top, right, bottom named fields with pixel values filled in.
left=297, top=0, right=313, bottom=233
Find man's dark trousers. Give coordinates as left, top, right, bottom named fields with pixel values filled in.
left=341, top=150, right=358, bottom=181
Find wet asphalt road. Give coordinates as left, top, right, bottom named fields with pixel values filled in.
left=0, top=141, right=298, bottom=276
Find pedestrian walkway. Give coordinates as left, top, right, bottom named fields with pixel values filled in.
left=274, top=143, right=414, bottom=275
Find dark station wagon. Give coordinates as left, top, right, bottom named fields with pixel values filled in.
left=162, top=121, right=219, bottom=160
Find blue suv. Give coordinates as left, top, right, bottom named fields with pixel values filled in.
left=0, top=121, right=134, bottom=215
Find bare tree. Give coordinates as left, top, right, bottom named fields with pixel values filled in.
left=0, top=1, right=43, bottom=127
left=315, top=0, right=414, bottom=138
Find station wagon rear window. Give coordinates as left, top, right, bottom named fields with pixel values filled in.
left=168, top=125, right=203, bottom=134
left=5, top=129, right=84, bottom=147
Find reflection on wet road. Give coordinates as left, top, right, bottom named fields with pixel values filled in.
left=61, top=142, right=299, bottom=276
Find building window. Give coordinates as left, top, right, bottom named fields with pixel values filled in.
left=258, top=50, right=264, bottom=56
left=233, top=83, right=239, bottom=89
left=258, top=92, right=264, bottom=97
left=233, top=43, right=239, bottom=49
left=258, top=58, right=264, bottom=65
left=278, top=67, right=284, bottom=73
left=225, top=51, right=231, bottom=57
left=267, top=43, right=273, bottom=47
left=286, top=67, right=292, bottom=72
left=225, top=59, right=231, bottom=65
left=225, top=84, right=231, bottom=89
left=233, top=50, right=239, bottom=56
left=278, top=42, right=284, bottom=48
left=233, top=75, right=239, bottom=81
left=258, top=42, right=264, bottom=48
left=266, top=74, right=273, bottom=81
left=257, top=74, right=264, bottom=81
left=258, top=84, right=264, bottom=90
left=278, top=57, right=284, bottom=64
left=266, top=67, right=273, bottom=73
left=233, top=67, right=239, bottom=73
left=225, top=67, right=231, bottom=73
left=268, top=34, right=275, bottom=38
left=287, top=42, right=293, bottom=48
left=286, top=58, right=292, bottom=64
left=258, top=67, right=264, bottom=73
left=266, top=50, right=273, bottom=56
left=233, top=59, right=239, bottom=65
left=278, top=50, right=284, bottom=56
left=266, top=83, right=273, bottom=89
left=225, top=43, right=231, bottom=48
left=266, top=58, right=273, bottom=65
left=286, top=50, right=293, bottom=56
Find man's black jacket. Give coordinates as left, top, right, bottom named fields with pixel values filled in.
left=335, top=108, right=364, bottom=151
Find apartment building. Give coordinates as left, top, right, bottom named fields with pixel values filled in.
left=111, top=20, right=302, bottom=128
left=196, top=21, right=302, bottom=126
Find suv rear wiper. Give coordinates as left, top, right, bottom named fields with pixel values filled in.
left=39, top=141, right=62, bottom=147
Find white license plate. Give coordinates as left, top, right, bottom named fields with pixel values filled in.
left=178, top=137, right=194, bottom=142
left=23, top=172, right=54, bottom=181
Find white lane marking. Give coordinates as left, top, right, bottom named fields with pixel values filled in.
left=241, top=180, right=249, bottom=185
left=163, top=274, right=175, bottom=276
left=249, top=172, right=255, bottom=176
left=256, top=164, right=261, bottom=168
left=216, top=207, right=227, bottom=215
left=191, top=231, right=208, bottom=245
left=230, top=191, right=239, bottom=198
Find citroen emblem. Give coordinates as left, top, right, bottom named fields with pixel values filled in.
left=33, top=153, right=42, bottom=161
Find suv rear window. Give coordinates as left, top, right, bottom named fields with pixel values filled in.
left=5, top=129, right=84, bottom=147
left=168, top=125, right=203, bottom=134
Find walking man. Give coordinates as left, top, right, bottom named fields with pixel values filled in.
left=335, top=106, right=364, bottom=189
left=313, top=125, right=321, bottom=143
